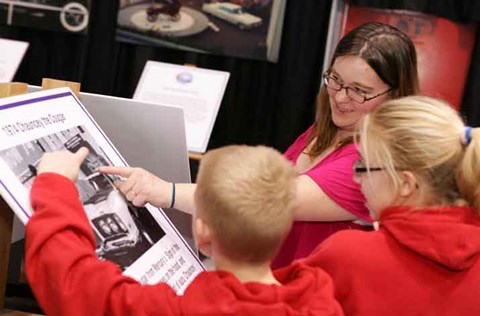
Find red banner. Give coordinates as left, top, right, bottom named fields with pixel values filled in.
left=342, top=6, right=476, bottom=110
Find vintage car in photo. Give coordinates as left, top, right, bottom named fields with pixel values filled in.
left=83, top=183, right=141, bottom=259
left=145, top=0, right=181, bottom=22
left=202, top=2, right=262, bottom=29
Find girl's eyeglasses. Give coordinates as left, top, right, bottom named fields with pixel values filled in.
left=353, top=159, right=385, bottom=181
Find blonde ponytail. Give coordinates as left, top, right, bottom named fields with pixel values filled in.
left=457, top=127, right=480, bottom=211
left=360, top=96, right=480, bottom=211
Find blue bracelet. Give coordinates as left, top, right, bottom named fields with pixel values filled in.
left=169, top=182, right=176, bottom=208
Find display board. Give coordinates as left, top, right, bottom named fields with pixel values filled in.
left=0, top=87, right=204, bottom=294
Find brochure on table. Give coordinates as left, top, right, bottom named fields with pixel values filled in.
left=0, top=88, right=204, bottom=294
left=134, top=61, right=230, bottom=153
left=0, top=38, right=29, bottom=82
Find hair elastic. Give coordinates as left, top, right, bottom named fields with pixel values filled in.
left=461, top=126, right=473, bottom=145
left=169, top=182, right=176, bottom=208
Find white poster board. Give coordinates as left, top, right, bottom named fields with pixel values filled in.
left=0, top=88, right=204, bottom=294
left=0, top=38, right=29, bottom=82
left=134, top=61, right=230, bottom=153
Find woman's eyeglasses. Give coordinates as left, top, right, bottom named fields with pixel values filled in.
left=323, top=72, right=392, bottom=104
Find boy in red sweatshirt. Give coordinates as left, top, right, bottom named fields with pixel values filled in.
left=26, top=145, right=343, bottom=316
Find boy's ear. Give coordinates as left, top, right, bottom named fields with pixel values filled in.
left=398, top=171, right=419, bottom=197
left=194, top=217, right=213, bottom=257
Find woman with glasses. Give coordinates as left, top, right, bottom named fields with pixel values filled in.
left=270, top=21, right=419, bottom=267
left=100, top=22, right=420, bottom=268
left=306, top=96, right=480, bottom=315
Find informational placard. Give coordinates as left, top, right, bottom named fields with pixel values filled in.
left=134, top=61, right=230, bottom=153
left=0, top=38, right=29, bottom=82
left=0, top=88, right=204, bottom=294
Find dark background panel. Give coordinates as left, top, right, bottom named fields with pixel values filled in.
left=0, top=0, right=479, bottom=153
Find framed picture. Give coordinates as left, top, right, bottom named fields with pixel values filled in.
left=0, top=0, right=90, bottom=33
left=116, top=0, right=287, bottom=62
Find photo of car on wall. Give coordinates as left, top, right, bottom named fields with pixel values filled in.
left=202, top=2, right=262, bottom=29
left=0, top=0, right=90, bottom=33
left=117, top=0, right=286, bottom=62
left=0, top=126, right=165, bottom=271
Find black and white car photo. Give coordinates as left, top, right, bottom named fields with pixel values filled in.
left=0, top=126, right=165, bottom=271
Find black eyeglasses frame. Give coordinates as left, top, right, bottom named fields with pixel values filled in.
left=323, top=72, right=392, bottom=104
left=352, top=159, right=385, bottom=177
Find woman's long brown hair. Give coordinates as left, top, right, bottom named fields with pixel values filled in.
left=306, top=22, right=420, bottom=157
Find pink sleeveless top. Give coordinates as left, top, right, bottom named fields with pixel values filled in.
left=272, top=126, right=372, bottom=268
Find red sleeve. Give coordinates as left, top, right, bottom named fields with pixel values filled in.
left=26, top=173, right=181, bottom=316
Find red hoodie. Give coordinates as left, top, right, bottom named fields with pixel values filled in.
left=26, top=173, right=344, bottom=316
left=304, top=205, right=480, bottom=316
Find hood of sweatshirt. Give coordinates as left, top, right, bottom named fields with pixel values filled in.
left=380, top=205, right=480, bottom=270
left=181, top=261, right=343, bottom=315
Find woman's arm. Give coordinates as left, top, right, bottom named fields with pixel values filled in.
left=171, top=183, right=196, bottom=215
left=99, top=166, right=197, bottom=215
left=98, top=168, right=358, bottom=221
left=100, top=142, right=365, bottom=223
left=294, top=175, right=357, bottom=222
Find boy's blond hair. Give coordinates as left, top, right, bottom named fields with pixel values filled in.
left=195, top=145, right=296, bottom=263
